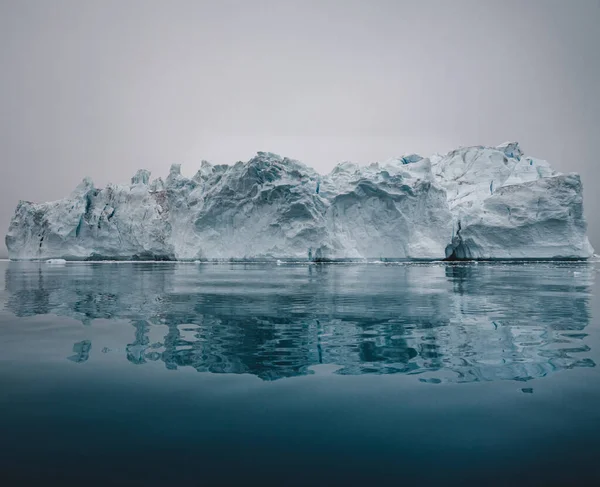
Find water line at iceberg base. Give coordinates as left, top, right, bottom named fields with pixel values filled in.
left=5, top=142, right=594, bottom=262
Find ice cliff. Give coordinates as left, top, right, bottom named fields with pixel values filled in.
left=5, top=143, right=594, bottom=261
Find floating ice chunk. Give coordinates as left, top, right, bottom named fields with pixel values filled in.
left=46, top=259, right=67, bottom=264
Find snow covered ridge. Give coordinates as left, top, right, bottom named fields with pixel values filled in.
left=5, top=142, right=594, bottom=261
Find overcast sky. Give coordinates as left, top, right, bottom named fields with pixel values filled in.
left=1, top=0, right=599, bottom=257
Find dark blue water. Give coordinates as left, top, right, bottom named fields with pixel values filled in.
left=1, top=260, right=599, bottom=485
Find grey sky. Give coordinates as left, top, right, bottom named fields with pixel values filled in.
left=1, top=0, right=599, bottom=257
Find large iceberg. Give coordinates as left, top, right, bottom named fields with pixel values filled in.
left=5, top=143, right=594, bottom=261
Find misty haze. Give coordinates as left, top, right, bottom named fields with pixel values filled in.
left=1, top=1, right=600, bottom=486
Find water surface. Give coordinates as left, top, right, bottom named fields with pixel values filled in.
left=1, top=261, right=599, bottom=485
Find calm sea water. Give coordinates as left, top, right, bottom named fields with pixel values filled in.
left=1, top=260, right=599, bottom=485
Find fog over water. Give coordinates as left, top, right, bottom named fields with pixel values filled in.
left=1, top=0, right=599, bottom=257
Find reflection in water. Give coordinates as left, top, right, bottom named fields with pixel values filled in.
left=67, top=340, right=91, bottom=363
left=3, top=261, right=596, bottom=382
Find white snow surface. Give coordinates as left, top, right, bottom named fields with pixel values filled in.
left=5, top=143, right=594, bottom=261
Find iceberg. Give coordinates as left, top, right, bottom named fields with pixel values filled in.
left=5, top=143, right=594, bottom=261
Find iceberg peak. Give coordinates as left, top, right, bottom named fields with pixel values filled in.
left=253, top=151, right=283, bottom=164
left=496, top=141, right=523, bottom=160
left=150, top=177, right=165, bottom=192
left=168, top=163, right=182, bottom=178
left=131, top=169, right=151, bottom=186
left=72, top=177, right=94, bottom=195
left=400, top=154, right=424, bottom=164
left=193, top=160, right=214, bottom=181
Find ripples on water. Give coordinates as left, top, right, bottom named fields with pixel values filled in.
left=1, top=261, right=595, bottom=383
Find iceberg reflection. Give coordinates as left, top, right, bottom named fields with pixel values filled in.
left=3, top=261, right=595, bottom=382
